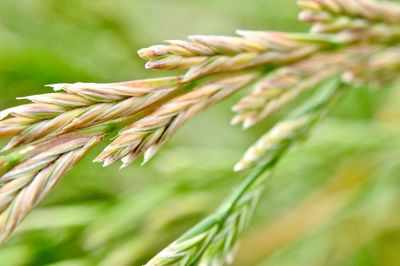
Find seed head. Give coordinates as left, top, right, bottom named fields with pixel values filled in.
left=0, top=133, right=103, bottom=242
left=139, top=31, right=320, bottom=81
left=0, top=77, right=181, bottom=150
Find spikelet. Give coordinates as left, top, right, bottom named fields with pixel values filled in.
left=343, top=46, right=400, bottom=87
left=298, top=0, right=400, bottom=42
left=145, top=224, right=220, bottom=266
left=299, top=0, right=400, bottom=24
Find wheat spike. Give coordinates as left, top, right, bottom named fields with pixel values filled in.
left=146, top=171, right=271, bottom=266
left=198, top=171, right=268, bottom=266
left=234, top=117, right=312, bottom=172
left=0, top=133, right=103, bottom=242
left=138, top=31, right=328, bottom=82
left=231, top=52, right=348, bottom=128
left=235, top=77, right=343, bottom=172
left=0, top=77, right=181, bottom=151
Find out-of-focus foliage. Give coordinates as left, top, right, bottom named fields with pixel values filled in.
left=0, top=1, right=399, bottom=265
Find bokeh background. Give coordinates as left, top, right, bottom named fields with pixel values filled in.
left=0, top=0, right=399, bottom=265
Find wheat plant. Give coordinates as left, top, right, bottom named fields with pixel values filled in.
left=0, top=0, right=400, bottom=265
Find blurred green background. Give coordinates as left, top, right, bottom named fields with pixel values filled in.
left=0, top=0, right=399, bottom=265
